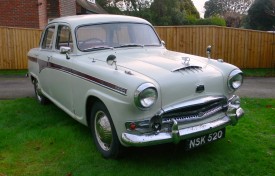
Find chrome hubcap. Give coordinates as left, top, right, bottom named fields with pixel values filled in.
left=94, top=111, right=112, bottom=151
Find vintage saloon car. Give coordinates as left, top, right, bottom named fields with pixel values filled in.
left=28, top=14, right=244, bottom=158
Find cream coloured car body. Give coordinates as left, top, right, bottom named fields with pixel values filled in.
left=28, top=14, right=243, bottom=147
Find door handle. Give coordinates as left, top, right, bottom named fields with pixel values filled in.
left=47, top=56, right=52, bottom=62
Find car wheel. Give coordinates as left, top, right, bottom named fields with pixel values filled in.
left=90, top=102, right=121, bottom=159
left=33, top=79, right=49, bottom=105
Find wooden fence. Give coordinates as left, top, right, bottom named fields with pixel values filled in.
left=0, top=26, right=274, bottom=69
left=155, top=26, right=275, bottom=69
left=0, top=27, right=41, bottom=69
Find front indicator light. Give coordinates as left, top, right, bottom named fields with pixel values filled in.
left=129, top=123, right=136, bottom=130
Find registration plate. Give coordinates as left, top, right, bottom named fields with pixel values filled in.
left=186, top=128, right=225, bottom=150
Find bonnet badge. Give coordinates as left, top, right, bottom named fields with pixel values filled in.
left=182, top=57, right=190, bottom=66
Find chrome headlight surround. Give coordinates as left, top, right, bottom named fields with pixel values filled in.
left=134, top=83, right=158, bottom=110
left=228, top=69, right=243, bottom=92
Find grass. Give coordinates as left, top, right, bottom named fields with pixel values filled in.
left=0, top=69, right=28, bottom=76
left=0, top=98, right=274, bottom=176
left=242, top=68, right=275, bottom=77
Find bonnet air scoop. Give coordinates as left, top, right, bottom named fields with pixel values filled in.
left=171, top=65, right=202, bottom=72
left=171, top=56, right=203, bottom=72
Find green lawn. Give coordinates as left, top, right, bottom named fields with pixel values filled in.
left=0, top=98, right=274, bottom=176
left=0, top=69, right=28, bottom=76
left=242, top=68, right=275, bottom=77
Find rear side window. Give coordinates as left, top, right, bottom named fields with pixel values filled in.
left=41, top=26, right=55, bottom=49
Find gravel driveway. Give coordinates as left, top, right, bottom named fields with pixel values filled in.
left=0, top=76, right=274, bottom=99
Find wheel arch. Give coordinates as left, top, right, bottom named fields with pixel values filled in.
left=30, top=74, right=36, bottom=84
left=85, top=95, right=103, bottom=127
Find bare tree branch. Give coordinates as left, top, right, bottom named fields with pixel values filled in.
left=265, top=0, right=275, bottom=16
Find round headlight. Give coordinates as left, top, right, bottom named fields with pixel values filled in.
left=134, top=83, right=158, bottom=110
left=228, top=70, right=243, bottom=92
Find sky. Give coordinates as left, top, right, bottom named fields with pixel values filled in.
left=192, top=0, right=208, bottom=18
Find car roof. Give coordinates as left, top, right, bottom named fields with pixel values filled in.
left=49, top=14, right=151, bottom=28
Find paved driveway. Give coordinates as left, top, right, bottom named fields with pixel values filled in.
left=0, top=76, right=34, bottom=99
left=236, top=77, right=275, bottom=98
left=0, top=76, right=274, bottom=99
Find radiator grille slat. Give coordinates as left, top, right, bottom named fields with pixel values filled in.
left=161, top=98, right=227, bottom=124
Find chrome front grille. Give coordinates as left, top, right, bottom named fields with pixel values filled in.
left=162, top=105, right=223, bottom=124
left=160, top=96, right=228, bottom=125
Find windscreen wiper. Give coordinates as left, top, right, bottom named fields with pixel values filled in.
left=82, top=46, right=114, bottom=52
left=116, top=43, right=144, bottom=48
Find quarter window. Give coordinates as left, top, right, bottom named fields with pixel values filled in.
left=56, top=25, right=73, bottom=51
left=41, top=26, right=55, bottom=49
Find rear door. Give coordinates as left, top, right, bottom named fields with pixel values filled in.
left=37, top=24, right=56, bottom=97
left=47, top=24, right=74, bottom=113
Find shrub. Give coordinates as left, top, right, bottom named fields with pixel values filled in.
left=196, top=16, right=226, bottom=26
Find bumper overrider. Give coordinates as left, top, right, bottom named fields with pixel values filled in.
left=122, top=95, right=244, bottom=146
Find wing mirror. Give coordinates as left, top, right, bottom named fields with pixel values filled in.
left=106, top=54, right=117, bottom=70
left=60, top=46, right=71, bottom=60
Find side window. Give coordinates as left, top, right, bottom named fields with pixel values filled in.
left=56, top=25, right=73, bottom=51
left=41, top=26, right=55, bottom=49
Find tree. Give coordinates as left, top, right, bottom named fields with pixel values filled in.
left=96, top=0, right=123, bottom=14
left=204, top=0, right=254, bottom=17
left=149, top=0, right=184, bottom=25
left=96, top=0, right=152, bottom=12
left=179, top=0, right=200, bottom=19
left=265, top=0, right=275, bottom=17
left=204, top=0, right=254, bottom=27
left=96, top=0, right=201, bottom=26
left=144, top=0, right=200, bottom=25
left=244, top=0, right=275, bottom=31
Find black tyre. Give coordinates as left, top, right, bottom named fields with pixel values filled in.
left=33, top=79, right=49, bottom=105
left=90, top=102, right=121, bottom=159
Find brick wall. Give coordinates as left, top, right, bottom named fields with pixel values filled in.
left=59, top=0, right=76, bottom=17
left=76, top=3, right=83, bottom=15
left=0, top=0, right=40, bottom=28
left=0, top=0, right=83, bottom=29
left=47, top=0, right=60, bottom=19
left=38, top=0, right=47, bottom=29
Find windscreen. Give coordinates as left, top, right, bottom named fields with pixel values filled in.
left=76, top=23, right=161, bottom=51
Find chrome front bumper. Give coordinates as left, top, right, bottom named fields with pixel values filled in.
left=121, top=95, right=244, bottom=147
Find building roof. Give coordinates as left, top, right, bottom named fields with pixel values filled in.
left=76, top=0, right=107, bottom=14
